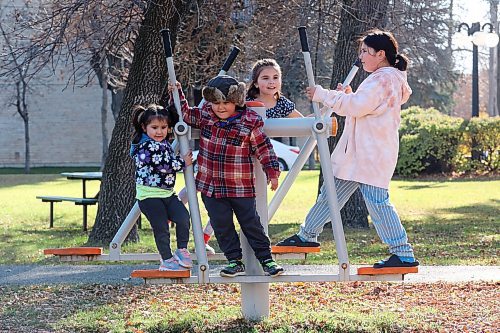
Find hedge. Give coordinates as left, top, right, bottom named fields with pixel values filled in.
left=396, top=106, right=499, bottom=176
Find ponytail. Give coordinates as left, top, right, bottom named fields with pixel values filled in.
left=131, top=105, right=146, bottom=144
left=394, top=54, right=408, bottom=71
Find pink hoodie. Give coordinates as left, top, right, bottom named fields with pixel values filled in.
left=312, top=66, right=412, bottom=189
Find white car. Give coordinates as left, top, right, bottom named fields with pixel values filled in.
left=191, top=139, right=300, bottom=172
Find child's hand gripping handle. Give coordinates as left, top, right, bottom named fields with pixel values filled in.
left=160, top=29, right=182, bottom=119
left=298, top=26, right=321, bottom=117
left=219, top=46, right=241, bottom=75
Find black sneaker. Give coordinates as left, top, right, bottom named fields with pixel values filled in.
left=275, top=234, right=320, bottom=247
left=261, top=259, right=284, bottom=277
left=373, top=254, right=420, bottom=268
left=220, top=260, right=245, bottom=277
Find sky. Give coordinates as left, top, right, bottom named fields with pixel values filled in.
left=454, top=0, right=493, bottom=73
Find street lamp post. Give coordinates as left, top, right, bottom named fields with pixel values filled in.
left=457, top=22, right=499, bottom=117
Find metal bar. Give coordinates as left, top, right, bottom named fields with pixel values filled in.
left=109, top=202, right=141, bottom=260
left=241, top=105, right=269, bottom=320
left=49, top=202, right=54, bottom=228
left=268, top=137, right=316, bottom=220
left=314, top=128, right=350, bottom=281
left=141, top=273, right=404, bottom=285
left=298, top=27, right=322, bottom=118
left=160, top=29, right=209, bottom=284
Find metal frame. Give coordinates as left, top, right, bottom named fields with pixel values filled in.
left=49, top=28, right=411, bottom=321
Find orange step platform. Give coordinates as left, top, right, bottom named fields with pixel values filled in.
left=44, top=247, right=103, bottom=256
left=357, top=266, right=418, bottom=275
left=131, top=269, right=191, bottom=279
left=271, top=246, right=320, bottom=254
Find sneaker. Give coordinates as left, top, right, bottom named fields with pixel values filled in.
left=159, top=257, right=189, bottom=271
left=205, top=243, right=216, bottom=255
left=173, top=248, right=193, bottom=268
left=275, top=234, right=320, bottom=247
left=373, top=254, right=420, bottom=268
left=220, top=260, right=245, bottom=277
left=261, top=258, right=284, bottom=277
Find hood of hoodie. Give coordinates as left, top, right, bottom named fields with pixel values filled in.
left=376, top=66, right=412, bottom=105
left=129, top=133, right=151, bottom=157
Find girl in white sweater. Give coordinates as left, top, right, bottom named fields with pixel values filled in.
left=277, top=30, right=419, bottom=268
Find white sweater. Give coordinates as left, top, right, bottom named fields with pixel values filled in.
left=312, top=66, right=412, bottom=189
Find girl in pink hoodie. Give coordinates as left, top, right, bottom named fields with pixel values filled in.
left=277, top=30, right=419, bottom=268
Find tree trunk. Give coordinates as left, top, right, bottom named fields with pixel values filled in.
left=488, top=0, right=498, bottom=117
left=88, top=0, right=195, bottom=245
left=318, top=0, right=389, bottom=229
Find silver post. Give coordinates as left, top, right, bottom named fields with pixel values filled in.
left=160, top=29, right=209, bottom=283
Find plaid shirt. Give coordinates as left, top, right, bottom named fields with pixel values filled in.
left=178, top=94, right=280, bottom=198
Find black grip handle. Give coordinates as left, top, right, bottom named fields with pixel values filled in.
left=160, top=29, right=173, bottom=58
left=220, top=46, right=240, bottom=72
left=353, top=59, right=362, bottom=67
left=298, top=26, right=309, bottom=52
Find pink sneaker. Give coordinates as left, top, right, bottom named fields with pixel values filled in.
left=173, top=248, right=193, bottom=268
left=159, top=257, right=188, bottom=271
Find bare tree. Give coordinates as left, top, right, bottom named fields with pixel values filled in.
left=0, top=14, right=36, bottom=174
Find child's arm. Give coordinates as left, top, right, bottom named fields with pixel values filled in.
left=167, top=82, right=202, bottom=128
left=249, top=118, right=281, bottom=189
left=307, top=73, right=387, bottom=118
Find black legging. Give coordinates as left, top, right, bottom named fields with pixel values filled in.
left=138, top=195, right=190, bottom=260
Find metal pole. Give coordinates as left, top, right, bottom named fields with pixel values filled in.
left=297, top=26, right=350, bottom=281
left=160, top=29, right=209, bottom=283
left=241, top=104, right=269, bottom=320
left=472, top=43, right=479, bottom=117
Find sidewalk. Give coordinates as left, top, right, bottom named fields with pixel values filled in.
left=1, top=264, right=498, bottom=285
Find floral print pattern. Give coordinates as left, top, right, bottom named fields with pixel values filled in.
left=131, top=138, right=185, bottom=191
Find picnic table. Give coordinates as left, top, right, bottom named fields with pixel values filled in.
left=60, top=172, right=102, bottom=198
left=37, top=172, right=102, bottom=231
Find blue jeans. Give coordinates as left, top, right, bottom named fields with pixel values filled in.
left=298, top=178, right=415, bottom=257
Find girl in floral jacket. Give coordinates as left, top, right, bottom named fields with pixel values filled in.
left=130, top=104, right=193, bottom=271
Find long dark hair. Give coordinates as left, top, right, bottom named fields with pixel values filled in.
left=361, top=30, right=409, bottom=71
left=131, top=104, right=179, bottom=143
left=247, top=58, right=282, bottom=99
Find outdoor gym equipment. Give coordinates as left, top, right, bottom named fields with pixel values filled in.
left=44, top=26, right=418, bottom=321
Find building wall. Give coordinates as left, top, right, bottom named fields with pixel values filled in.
left=0, top=0, right=115, bottom=168
left=0, top=79, right=115, bottom=167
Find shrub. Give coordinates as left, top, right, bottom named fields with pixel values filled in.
left=459, top=117, right=500, bottom=173
left=396, top=106, right=500, bottom=176
left=397, top=106, right=464, bottom=176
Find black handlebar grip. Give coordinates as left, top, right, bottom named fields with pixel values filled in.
left=160, top=29, right=173, bottom=58
left=221, top=46, right=241, bottom=72
left=298, top=27, right=309, bottom=52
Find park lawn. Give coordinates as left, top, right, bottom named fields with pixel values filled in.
left=0, top=171, right=498, bottom=265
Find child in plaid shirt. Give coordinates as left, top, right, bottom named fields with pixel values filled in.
left=170, top=75, right=284, bottom=277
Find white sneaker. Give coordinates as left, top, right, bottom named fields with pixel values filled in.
left=205, top=243, right=216, bottom=255
left=159, top=257, right=188, bottom=271
left=173, top=248, right=193, bottom=268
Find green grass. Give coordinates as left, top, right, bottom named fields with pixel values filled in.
left=0, top=171, right=498, bottom=265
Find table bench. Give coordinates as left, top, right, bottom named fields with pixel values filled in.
left=36, top=195, right=98, bottom=231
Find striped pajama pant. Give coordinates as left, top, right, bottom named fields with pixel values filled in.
left=297, top=178, right=415, bottom=257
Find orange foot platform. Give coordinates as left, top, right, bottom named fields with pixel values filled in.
left=131, top=269, right=191, bottom=279
left=271, top=246, right=320, bottom=254
left=44, top=247, right=103, bottom=256
left=357, top=266, right=418, bottom=275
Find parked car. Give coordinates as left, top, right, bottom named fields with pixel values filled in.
left=191, top=139, right=300, bottom=172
